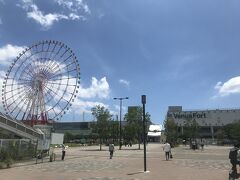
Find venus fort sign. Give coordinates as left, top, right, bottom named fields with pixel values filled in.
left=167, top=112, right=207, bottom=119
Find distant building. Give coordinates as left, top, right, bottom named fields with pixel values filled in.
left=166, top=106, right=240, bottom=140
left=52, top=122, right=92, bottom=135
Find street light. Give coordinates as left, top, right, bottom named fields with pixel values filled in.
left=141, top=95, right=147, bottom=172
left=113, top=97, right=129, bottom=150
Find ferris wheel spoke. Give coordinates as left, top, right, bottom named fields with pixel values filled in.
left=44, top=91, right=62, bottom=109
left=22, top=52, right=40, bottom=71
left=34, top=43, right=42, bottom=54
left=17, top=62, right=36, bottom=79
left=51, top=44, right=64, bottom=60
left=62, top=54, right=73, bottom=63
left=48, top=68, right=78, bottom=80
left=50, top=101, right=66, bottom=117
left=41, top=42, right=44, bottom=53
left=4, top=86, right=29, bottom=95
left=43, top=84, right=68, bottom=102
left=67, top=68, right=79, bottom=75
left=18, top=78, right=32, bottom=82
left=6, top=98, right=18, bottom=109
left=5, top=82, right=31, bottom=86
left=45, top=86, right=69, bottom=103
left=5, top=88, right=32, bottom=103
left=56, top=101, right=66, bottom=112
left=48, top=61, right=62, bottom=74
left=56, top=61, right=76, bottom=71
left=46, top=81, right=75, bottom=86
left=49, top=43, right=58, bottom=59
left=46, top=42, right=51, bottom=52
left=48, top=76, right=78, bottom=82
left=49, top=107, right=59, bottom=118
left=10, top=94, right=28, bottom=115
left=51, top=47, right=73, bottom=65
left=51, top=42, right=58, bottom=52
left=60, top=48, right=70, bottom=58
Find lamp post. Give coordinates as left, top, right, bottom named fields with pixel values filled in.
left=141, top=95, right=147, bottom=172
left=113, top=97, right=129, bottom=150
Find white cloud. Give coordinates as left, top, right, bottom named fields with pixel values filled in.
left=51, top=76, right=111, bottom=120
left=27, top=6, right=68, bottom=28
left=119, top=79, right=130, bottom=87
left=55, top=0, right=73, bottom=10
left=0, top=44, right=26, bottom=65
left=18, top=0, right=90, bottom=29
left=72, top=99, right=108, bottom=115
left=19, top=1, right=68, bottom=29
left=214, top=76, right=240, bottom=97
left=78, top=77, right=110, bottom=99
left=65, top=76, right=111, bottom=118
left=56, top=0, right=91, bottom=14
left=69, top=13, right=80, bottom=20
left=214, top=81, right=222, bottom=90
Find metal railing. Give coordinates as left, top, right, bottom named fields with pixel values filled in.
left=0, top=112, right=44, bottom=140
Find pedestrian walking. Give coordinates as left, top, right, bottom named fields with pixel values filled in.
left=229, top=143, right=240, bottom=179
left=61, top=144, right=66, bottom=160
left=191, top=140, right=197, bottom=150
left=200, top=141, right=204, bottom=151
left=109, top=143, right=115, bottom=159
left=163, top=142, right=171, bottom=161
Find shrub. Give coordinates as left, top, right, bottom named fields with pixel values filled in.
left=0, top=148, right=14, bottom=169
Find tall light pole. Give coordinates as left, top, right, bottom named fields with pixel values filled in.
left=113, top=97, right=129, bottom=150
left=141, top=95, right=147, bottom=172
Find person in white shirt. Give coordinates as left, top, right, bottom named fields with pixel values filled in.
left=109, top=143, right=115, bottom=159
left=163, top=142, right=171, bottom=161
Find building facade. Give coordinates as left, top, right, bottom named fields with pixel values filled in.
left=167, top=106, right=240, bottom=140
left=52, top=122, right=92, bottom=135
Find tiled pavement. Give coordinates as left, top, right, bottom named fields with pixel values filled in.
left=0, top=144, right=235, bottom=180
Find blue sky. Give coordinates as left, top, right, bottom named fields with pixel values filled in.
left=1, top=0, right=240, bottom=125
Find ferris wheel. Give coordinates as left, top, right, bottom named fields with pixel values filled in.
left=2, top=40, right=80, bottom=126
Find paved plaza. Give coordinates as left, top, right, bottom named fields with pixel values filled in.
left=0, top=143, right=235, bottom=180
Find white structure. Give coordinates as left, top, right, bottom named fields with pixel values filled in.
left=167, top=106, right=240, bottom=139
left=147, top=124, right=162, bottom=142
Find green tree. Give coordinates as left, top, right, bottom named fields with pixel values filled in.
left=224, top=122, right=240, bottom=143
left=182, top=118, right=199, bottom=141
left=163, top=117, right=178, bottom=146
left=124, top=106, right=151, bottom=149
left=91, top=105, right=112, bottom=150
left=215, top=128, right=225, bottom=145
left=108, top=121, right=119, bottom=144
left=64, top=132, right=74, bottom=143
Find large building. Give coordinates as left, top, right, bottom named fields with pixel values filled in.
left=52, top=122, right=92, bottom=135
left=167, top=106, right=240, bottom=140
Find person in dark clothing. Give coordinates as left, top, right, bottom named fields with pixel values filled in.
left=109, top=143, right=115, bottom=159
left=229, top=143, right=240, bottom=178
left=61, top=144, right=66, bottom=160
